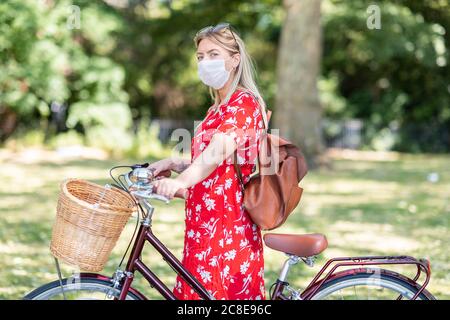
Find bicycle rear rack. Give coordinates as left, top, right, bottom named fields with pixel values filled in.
left=301, top=255, right=431, bottom=300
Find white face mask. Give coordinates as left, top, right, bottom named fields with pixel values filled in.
left=197, top=59, right=231, bottom=89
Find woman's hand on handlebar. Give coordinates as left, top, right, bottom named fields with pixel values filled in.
left=147, top=158, right=177, bottom=179
left=151, top=177, right=188, bottom=200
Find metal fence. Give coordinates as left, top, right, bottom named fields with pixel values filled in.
left=152, top=118, right=365, bottom=149
left=149, top=117, right=449, bottom=152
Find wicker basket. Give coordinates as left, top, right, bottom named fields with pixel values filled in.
left=50, top=179, right=135, bottom=272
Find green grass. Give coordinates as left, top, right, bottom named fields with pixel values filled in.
left=0, top=148, right=448, bottom=299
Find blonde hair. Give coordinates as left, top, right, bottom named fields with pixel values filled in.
left=194, top=25, right=269, bottom=129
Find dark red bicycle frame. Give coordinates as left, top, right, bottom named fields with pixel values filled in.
left=115, top=216, right=432, bottom=300
left=117, top=223, right=213, bottom=300
left=270, top=255, right=432, bottom=300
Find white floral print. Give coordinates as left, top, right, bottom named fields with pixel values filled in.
left=172, top=89, right=265, bottom=300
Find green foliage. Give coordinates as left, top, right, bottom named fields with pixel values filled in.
left=103, top=0, right=283, bottom=118
left=0, top=0, right=448, bottom=152
left=0, top=0, right=129, bottom=140
left=48, top=130, right=84, bottom=149
left=322, top=0, right=449, bottom=152
left=12, top=130, right=46, bottom=148
left=319, top=75, right=347, bottom=117
left=84, top=126, right=132, bottom=156
left=67, top=102, right=131, bottom=129
left=125, top=119, right=170, bottom=159
left=67, top=102, right=133, bottom=155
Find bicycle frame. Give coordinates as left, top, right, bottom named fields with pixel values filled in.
left=114, top=214, right=432, bottom=301
left=26, top=165, right=434, bottom=301
left=269, top=255, right=432, bottom=300
left=110, top=166, right=433, bottom=301
left=114, top=166, right=296, bottom=300
left=115, top=219, right=299, bottom=300
left=300, top=255, right=432, bottom=300
left=116, top=220, right=213, bottom=300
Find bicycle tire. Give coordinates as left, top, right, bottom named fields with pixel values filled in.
left=308, top=269, right=435, bottom=300
left=23, top=276, right=144, bottom=300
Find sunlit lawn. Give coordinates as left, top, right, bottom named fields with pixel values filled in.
left=0, top=147, right=448, bottom=299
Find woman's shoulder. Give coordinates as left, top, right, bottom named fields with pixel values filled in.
left=226, top=88, right=259, bottom=110
left=223, top=89, right=259, bottom=114
left=217, top=90, right=262, bottom=129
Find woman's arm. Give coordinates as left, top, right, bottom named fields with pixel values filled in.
left=151, top=133, right=237, bottom=199
left=153, top=93, right=261, bottom=199
left=169, top=157, right=192, bottom=174
left=177, top=132, right=237, bottom=186
left=148, top=157, right=191, bottom=176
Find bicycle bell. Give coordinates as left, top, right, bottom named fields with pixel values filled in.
left=129, top=167, right=154, bottom=187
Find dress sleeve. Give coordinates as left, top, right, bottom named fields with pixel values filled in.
left=215, top=93, right=263, bottom=164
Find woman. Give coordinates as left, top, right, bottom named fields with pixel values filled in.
left=151, top=23, right=269, bottom=300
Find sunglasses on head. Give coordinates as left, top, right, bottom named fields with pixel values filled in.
left=196, top=22, right=238, bottom=45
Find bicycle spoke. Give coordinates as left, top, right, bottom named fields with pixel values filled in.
left=310, top=273, right=427, bottom=300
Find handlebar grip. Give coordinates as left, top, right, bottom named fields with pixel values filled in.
left=157, top=170, right=172, bottom=178
left=174, top=188, right=188, bottom=199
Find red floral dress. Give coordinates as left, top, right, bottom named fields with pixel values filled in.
left=173, top=89, right=266, bottom=300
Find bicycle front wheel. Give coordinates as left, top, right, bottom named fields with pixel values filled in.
left=309, top=269, right=435, bottom=300
left=24, top=276, right=144, bottom=300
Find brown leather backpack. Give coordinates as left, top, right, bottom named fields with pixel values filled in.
left=234, top=103, right=308, bottom=231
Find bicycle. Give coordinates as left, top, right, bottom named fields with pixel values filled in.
left=24, top=163, right=435, bottom=300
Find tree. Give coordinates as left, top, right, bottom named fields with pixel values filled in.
left=274, top=0, right=325, bottom=167
left=321, top=0, right=450, bottom=152
left=0, top=0, right=131, bottom=145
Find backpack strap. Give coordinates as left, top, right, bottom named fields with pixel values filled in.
left=233, top=100, right=271, bottom=189
left=234, top=151, right=246, bottom=190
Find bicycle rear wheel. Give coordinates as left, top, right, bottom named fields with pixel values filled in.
left=23, top=276, right=144, bottom=300
left=308, top=269, right=435, bottom=300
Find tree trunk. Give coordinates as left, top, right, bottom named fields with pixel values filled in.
left=274, top=0, right=325, bottom=168
left=0, top=106, right=18, bottom=142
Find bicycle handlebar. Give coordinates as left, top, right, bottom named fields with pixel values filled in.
left=154, top=169, right=188, bottom=200
left=156, top=169, right=172, bottom=178
left=123, top=164, right=188, bottom=202
left=173, top=187, right=189, bottom=199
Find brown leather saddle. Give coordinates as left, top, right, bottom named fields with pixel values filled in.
left=263, top=233, right=328, bottom=257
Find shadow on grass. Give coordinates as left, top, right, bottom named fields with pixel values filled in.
left=1, top=152, right=449, bottom=299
